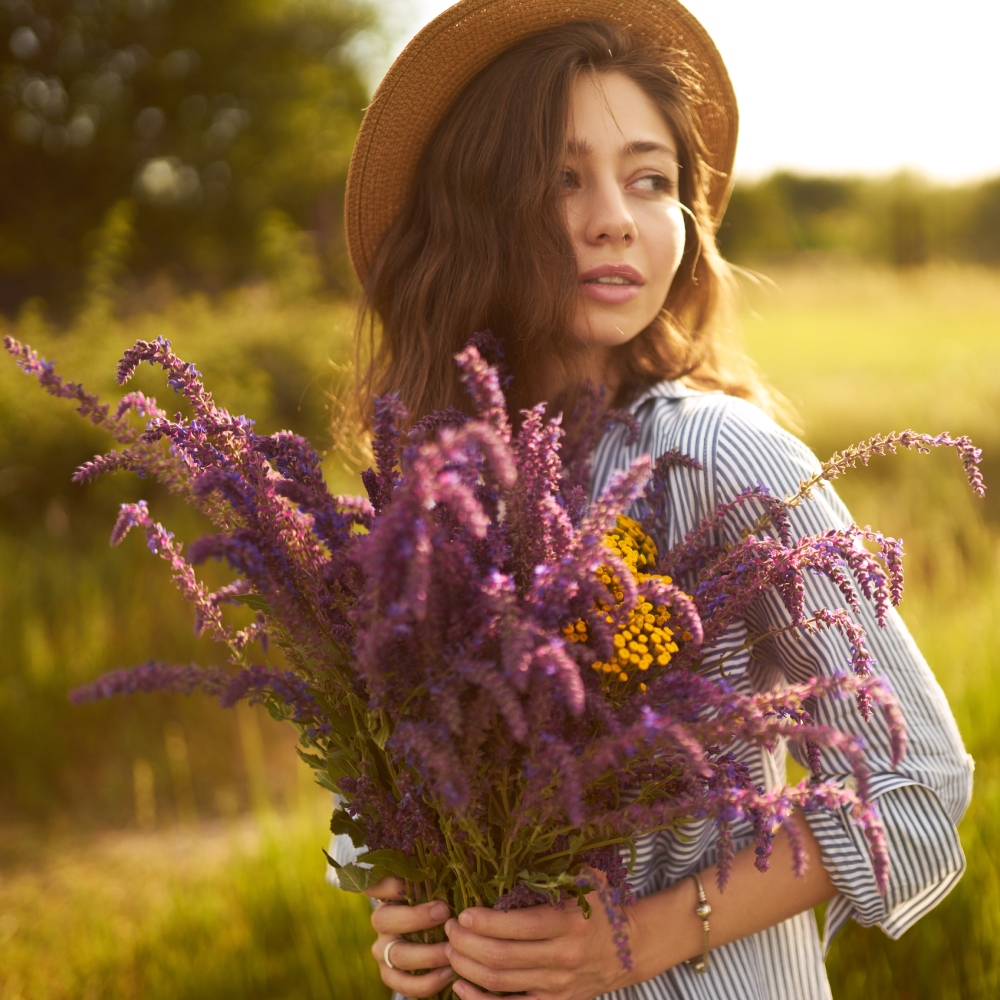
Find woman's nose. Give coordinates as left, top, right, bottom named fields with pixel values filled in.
left=583, top=180, right=636, bottom=246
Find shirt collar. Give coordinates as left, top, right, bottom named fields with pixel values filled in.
left=622, top=379, right=705, bottom=415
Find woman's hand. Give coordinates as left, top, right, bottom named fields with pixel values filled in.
left=365, top=876, right=454, bottom=998
left=443, top=892, right=630, bottom=1000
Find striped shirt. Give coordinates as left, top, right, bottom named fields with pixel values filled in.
left=586, top=380, right=972, bottom=999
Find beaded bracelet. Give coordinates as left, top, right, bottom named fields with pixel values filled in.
left=684, top=871, right=712, bottom=973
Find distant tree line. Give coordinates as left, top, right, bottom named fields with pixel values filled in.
left=718, top=171, right=1000, bottom=267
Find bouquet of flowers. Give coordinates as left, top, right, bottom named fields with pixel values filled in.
left=4, top=331, right=985, bottom=990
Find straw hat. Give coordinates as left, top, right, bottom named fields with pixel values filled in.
left=344, top=0, right=738, bottom=284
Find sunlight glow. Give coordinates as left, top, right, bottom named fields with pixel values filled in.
left=381, top=0, right=1000, bottom=182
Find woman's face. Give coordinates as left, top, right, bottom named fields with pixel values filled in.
left=561, top=71, right=686, bottom=351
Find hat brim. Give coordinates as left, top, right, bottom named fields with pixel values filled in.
left=345, top=0, right=738, bottom=285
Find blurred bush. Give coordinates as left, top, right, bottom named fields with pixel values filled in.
left=0, top=203, right=365, bottom=827
left=0, top=0, right=372, bottom=312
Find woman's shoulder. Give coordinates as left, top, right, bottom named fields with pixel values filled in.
left=633, top=381, right=822, bottom=502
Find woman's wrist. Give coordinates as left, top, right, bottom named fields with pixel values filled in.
left=611, top=877, right=703, bottom=990
left=612, top=813, right=838, bottom=989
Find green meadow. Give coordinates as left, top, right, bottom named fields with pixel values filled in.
left=744, top=263, right=1000, bottom=998
left=1, top=262, right=997, bottom=998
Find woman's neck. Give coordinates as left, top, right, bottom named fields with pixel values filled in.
left=537, top=343, right=620, bottom=405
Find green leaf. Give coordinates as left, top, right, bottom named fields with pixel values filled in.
left=487, top=795, right=507, bottom=828
left=328, top=713, right=357, bottom=739
left=295, top=746, right=325, bottom=769
left=361, top=849, right=433, bottom=882
left=330, top=809, right=367, bottom=848
left=365, top=739, right=395, bottom=789
left=335, top=861, right=389, bottom=893
left=261, top=694, right=289, bottom=723
left=314, top=771, right=340, bottom=793
left=232, top=594, right=271, bottom=612
left=326, top=749, right=358, bottom=783
left=367, top=710, right=392, bottom=749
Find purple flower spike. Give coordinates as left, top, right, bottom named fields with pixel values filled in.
left=596, top=880, right=634, bottom=971
left=454, top=339, right=511, bottom=442
left=605, top=408, right=641, bottom=447
left=783, top=812, right=809, bottom=879
left=533, top=640, right=586, bottom=716
left=74, top=450, right=135, bottom=485
left=789, top=429, right=987, bottom=507
left=363, top=394, right=406, bottom=514
left=111, top=501, right=234, bottom=643
left=111, top=500, right=152, bottom=547
left=581, top=456, right=653, bottom=540
left=115, top=391, right=166, bottom=421
left=115, top=336, right=217, bottom=418
left=5, top=336, right=110, bottom=425
left=70, top=661, right=229, bottom=704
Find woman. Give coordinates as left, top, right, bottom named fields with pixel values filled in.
left=337, top=4, right=973, bottom=998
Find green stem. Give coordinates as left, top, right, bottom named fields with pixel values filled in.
left=415, top=839, right=444, bottom=945
left=441, top=817, right=483, bottom=909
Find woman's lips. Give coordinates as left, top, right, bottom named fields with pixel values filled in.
left=578, top=263, right=644, bottom=304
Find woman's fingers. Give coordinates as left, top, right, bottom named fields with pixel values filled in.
left=456, top=904, right=577, bottom=940
left=382, top=962, right=455, bottom=998
left=447, top=944, right=563, bottom=997
left=372, top=899, right=451, bottom=935
left=371, top=936, right=451, bottom=973
left=452, top=981, right=542, bottom=1000
left=366, top=893, right=453, bottom=996
left=445, top=926, right=570, bottom=996
left=364, top=876, right=407, bottom=901
left=371, top=933, right=455, bottom=999
left=444, top=917, right=563, bottom=970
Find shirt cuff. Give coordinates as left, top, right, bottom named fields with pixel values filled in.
left=805, top=775, right=967, bottom=953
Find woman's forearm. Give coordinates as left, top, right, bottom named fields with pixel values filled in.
left=619, top=809, right=837, bottom=989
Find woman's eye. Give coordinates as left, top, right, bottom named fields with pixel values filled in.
left=559, top=169, right=579, bottom=190
left=633, top=174, right=675, bottom=193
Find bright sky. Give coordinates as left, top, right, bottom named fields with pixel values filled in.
left=368, top=0, right=1000, bottom=183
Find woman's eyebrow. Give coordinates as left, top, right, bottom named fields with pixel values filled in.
left=564, top=137, right=677, bottom=158
left=621, top=139, right=677, bottom=158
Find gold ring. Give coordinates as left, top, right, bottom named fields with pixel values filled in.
left=383, top=938, right=401, bottom=970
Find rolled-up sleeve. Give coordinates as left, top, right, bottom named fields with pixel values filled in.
left=710, top=400, right=973, bottom=948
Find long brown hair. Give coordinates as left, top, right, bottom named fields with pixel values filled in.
left=357, top=20, right=776, bottom=427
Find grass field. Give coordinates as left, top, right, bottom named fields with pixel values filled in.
left=0, top=792, right=386, bottom=1000
left=0, top=262, right=997, bottom=998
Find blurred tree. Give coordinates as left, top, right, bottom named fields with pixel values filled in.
left=966, top=177, right=1000, bottom=263
left=0, top=0, right=373, bottom=311
left=719, top=172, right=863, bottom=261
left=888, top=185, right=929, bottom=268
